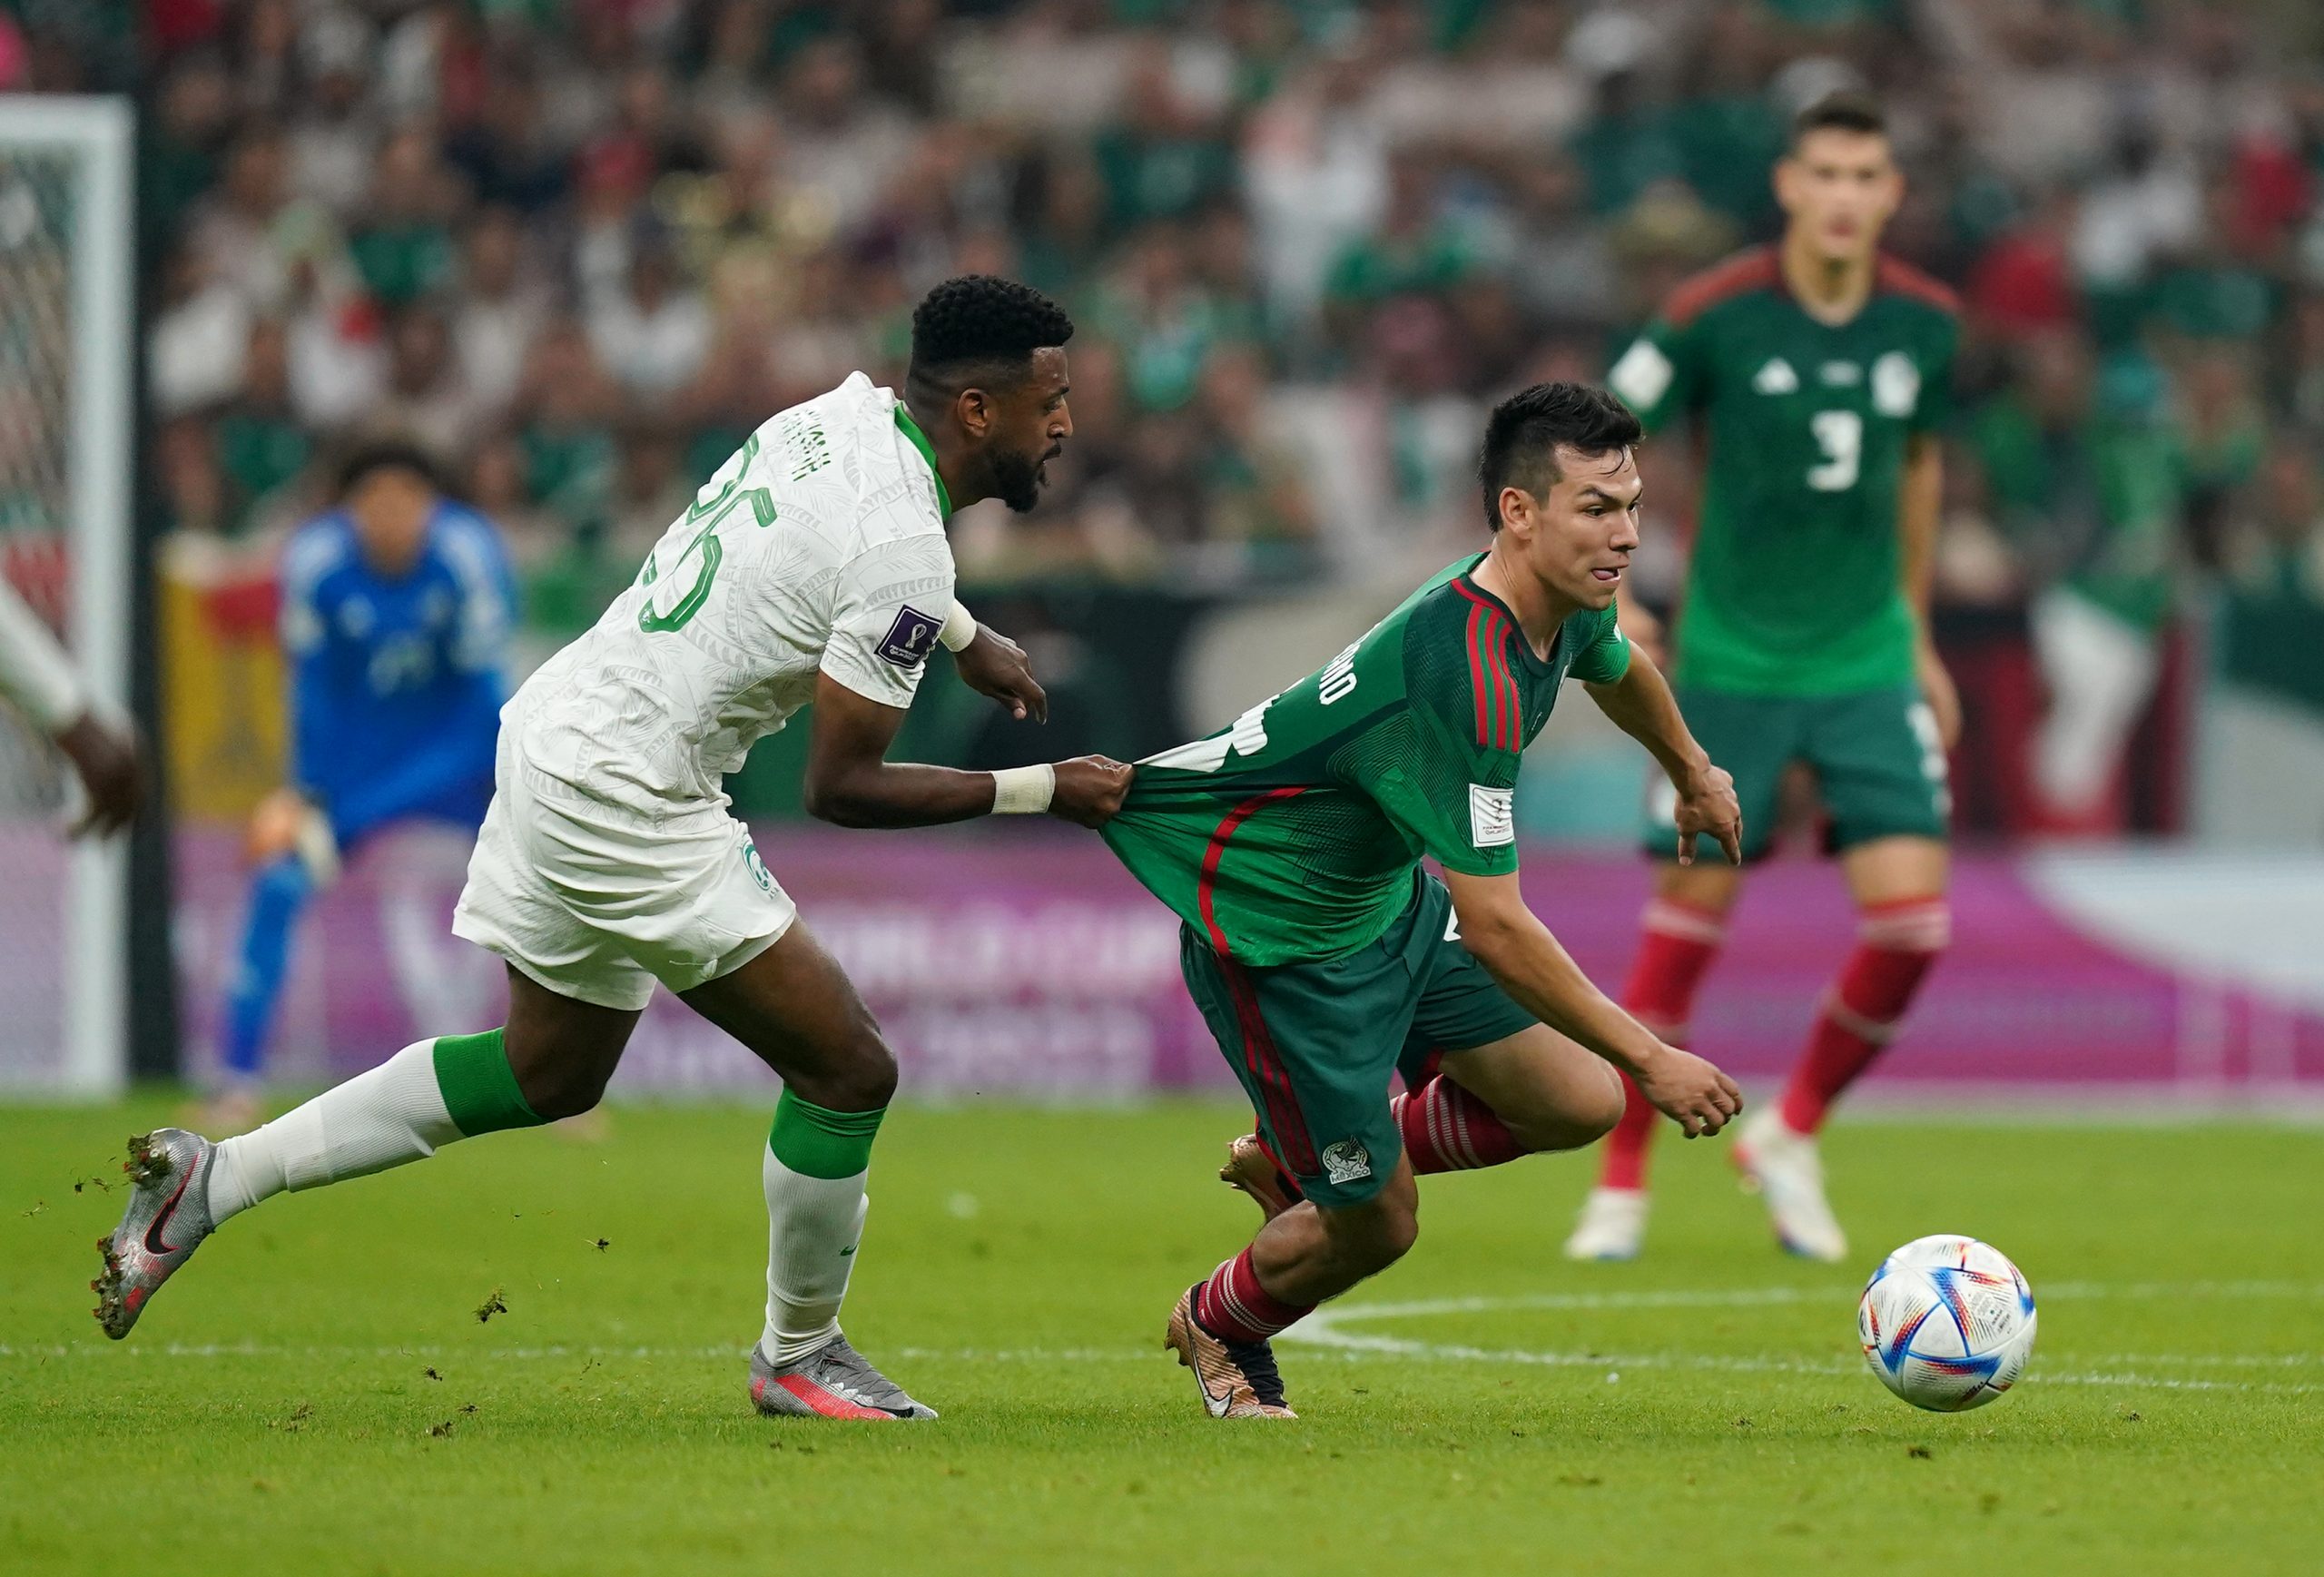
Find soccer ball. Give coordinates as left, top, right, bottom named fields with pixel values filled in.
left=1857, top=1235, right=2037, bottom=1412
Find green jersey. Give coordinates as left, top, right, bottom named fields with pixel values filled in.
left=1101, top=556, right=1630, bottom=966
left=1608, top=248, right=1959, bottom=696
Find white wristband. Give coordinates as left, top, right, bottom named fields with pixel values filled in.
left=939, top=599, right=979, bottom=652
left=990, top=763, right=1055, bottom=815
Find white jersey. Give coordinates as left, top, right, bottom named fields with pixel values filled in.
left=507, top=372, right=957, bottom=821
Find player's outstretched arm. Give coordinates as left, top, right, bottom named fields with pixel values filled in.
left=1441, top=867, right=1743, bottom=1138
left=806, top=674, right=1130, bottom=829
left=0, top=576, right=142, bottom=836
left=1583, top=649, right=1741, bottom=866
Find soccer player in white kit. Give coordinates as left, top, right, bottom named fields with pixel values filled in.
left=94, top=276, right=1131, bottom=1421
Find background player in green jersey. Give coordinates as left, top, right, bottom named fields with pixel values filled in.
left=1099, top=384, right=1745, bottom=1419
left=1572, top=94, right=1962, bottom=1265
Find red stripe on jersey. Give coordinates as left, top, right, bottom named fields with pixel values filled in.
left=1481, top=610, right=1508, bottom=750
left=1662, top=247, right=1782, bottom=329
left=1221, top=958, right=1317, bottom=1176
left=1462, top=601, right=1490, bottom=746
left=1875, top=254, right=1961, bottom=317
left=1485, top=610, right=1520, bottom=751
left=1196, top=786, right=1309, bottom=954
left=1449, top=580, right=1513, bottom=750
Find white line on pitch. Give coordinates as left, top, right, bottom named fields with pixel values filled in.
left=1276, top=1294, right=2323, bottom=1395
left=1298, top=1280, right=2324, bottom=1322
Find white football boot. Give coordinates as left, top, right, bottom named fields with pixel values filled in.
left=1732, top=1108, right=1847, bottom=1262
left=1562, top=1186, right=1649, bottom=1261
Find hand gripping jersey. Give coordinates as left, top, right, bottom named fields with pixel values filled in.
left=1608, top=248, right=1958, bottom=697
left=1102, top=556, right=1630, bottom=966
left=505, top=371, right=959, bottom=821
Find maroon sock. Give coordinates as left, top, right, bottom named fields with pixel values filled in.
left=1391, top=1075, right=1525, bottom=1173
left=1778, top=898, right=1948, bottom=1134
left=1194, top=1247, right=1313, bottom=1345
left=1598, top=897, right=1726, bottom=1189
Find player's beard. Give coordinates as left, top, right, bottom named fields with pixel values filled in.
left=991, top=447, right=1048, bottom=514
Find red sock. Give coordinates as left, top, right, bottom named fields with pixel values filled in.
left=1778, top=898, right=1948, bottom=1134
left=1391, top=1075, right=1525, bottom=1173
left=1195, top=1246, right=1313, bottom=1345
left=1598, top=897, right=1727, bottom=1190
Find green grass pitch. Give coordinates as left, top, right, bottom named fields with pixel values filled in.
left=3, top=1099, right=2318, bottom=1575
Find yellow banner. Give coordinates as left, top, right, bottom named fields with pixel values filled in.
left=159, top=536, right=284, bottom=823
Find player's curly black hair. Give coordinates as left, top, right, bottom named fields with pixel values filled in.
left=1478, top=382, right=1642, bottom=530
left=907, top=275, right=1075, bottom=391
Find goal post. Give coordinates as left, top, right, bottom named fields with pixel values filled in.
left=0, top=95, right=134, bottom=1098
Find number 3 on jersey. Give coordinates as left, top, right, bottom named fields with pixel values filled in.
left=1807, top=409, right=1862, bottom=492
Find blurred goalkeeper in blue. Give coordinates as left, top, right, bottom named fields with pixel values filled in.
left=209, top=442, right=513, bottom=1131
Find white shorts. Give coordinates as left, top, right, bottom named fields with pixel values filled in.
left=451, top=735, right=796, bottom=1012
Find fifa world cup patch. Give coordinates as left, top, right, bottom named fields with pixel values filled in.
left=877, top=606, right=943, bottom=667
left=1321, top=1139, right=1372, bottom=1186
left=1469, top=784, right=1515, bottom=848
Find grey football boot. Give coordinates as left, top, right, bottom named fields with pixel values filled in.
left=93, top=1129, right=219, bottom=1339
left=748, top=1332, right=938, bottom=1420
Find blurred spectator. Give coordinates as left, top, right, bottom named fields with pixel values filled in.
left=442, top=54, right=571, bottom=216
left=212, top=319, right=312, bottom=538
left=1968, top=330, right=2183, bottom=833
left=369, top=302, right=478, bottom=462
left=512, top=318, right=618, bottom=539
left=1502, top=155, right=1619, bottom=330
left=1194, top=342, right=1319, bottom=577
left=778, top=36, right=912, bottom=241
left=1094, top=41, right=1236, bottom=236
left=1324, top=153, right=1477, bottom=345
left=451, top=207, right=551, bottom=420
left=284, top=9, right=378, bottom=217
left=347, top=128, right=458, bottom=309
left=1567, top=46, right=1687, bottom=220
left=149, top=243, right=251, bottom=418
left=586, top=231, right=713, bottom=399
left=606, top=424, right=697, bottom=567
left=462, top=435, right=560, bottom=577
left=2230, top=439, right=2324, bottom=603
left=186, top=123, right=299, bottom=311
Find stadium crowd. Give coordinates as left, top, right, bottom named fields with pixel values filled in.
left=10, top=0, right=2324, bottom=827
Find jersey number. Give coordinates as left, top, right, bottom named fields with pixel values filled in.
left=637, top=437, right=776, bottom=634
left=1141, top=696, right=1272, bottom=773
left=1806, top=410, right=1862, bottom=492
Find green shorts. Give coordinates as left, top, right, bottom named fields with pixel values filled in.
left=1643, top=684, right=1950, bottom=862
left=1177, top=871, right=1536, bottom=1208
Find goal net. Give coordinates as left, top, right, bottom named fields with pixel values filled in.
left=0, top=97, right=133, bottom=1097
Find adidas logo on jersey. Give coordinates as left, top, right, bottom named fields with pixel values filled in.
left=1752, top=358, right=1798, bottom=395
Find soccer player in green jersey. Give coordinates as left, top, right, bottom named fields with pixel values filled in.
left=1100, top=383, right=1746, bottom=1419
left=1570, top=93, right=1962, bottom=1265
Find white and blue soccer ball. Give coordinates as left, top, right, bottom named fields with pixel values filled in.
left=1857, top=1235, right=2037, bottom=1413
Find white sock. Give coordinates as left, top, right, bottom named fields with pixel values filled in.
left=759, top=1148, right=869, bottom=1364
left=206, top=1040, right=461, bottom=1222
